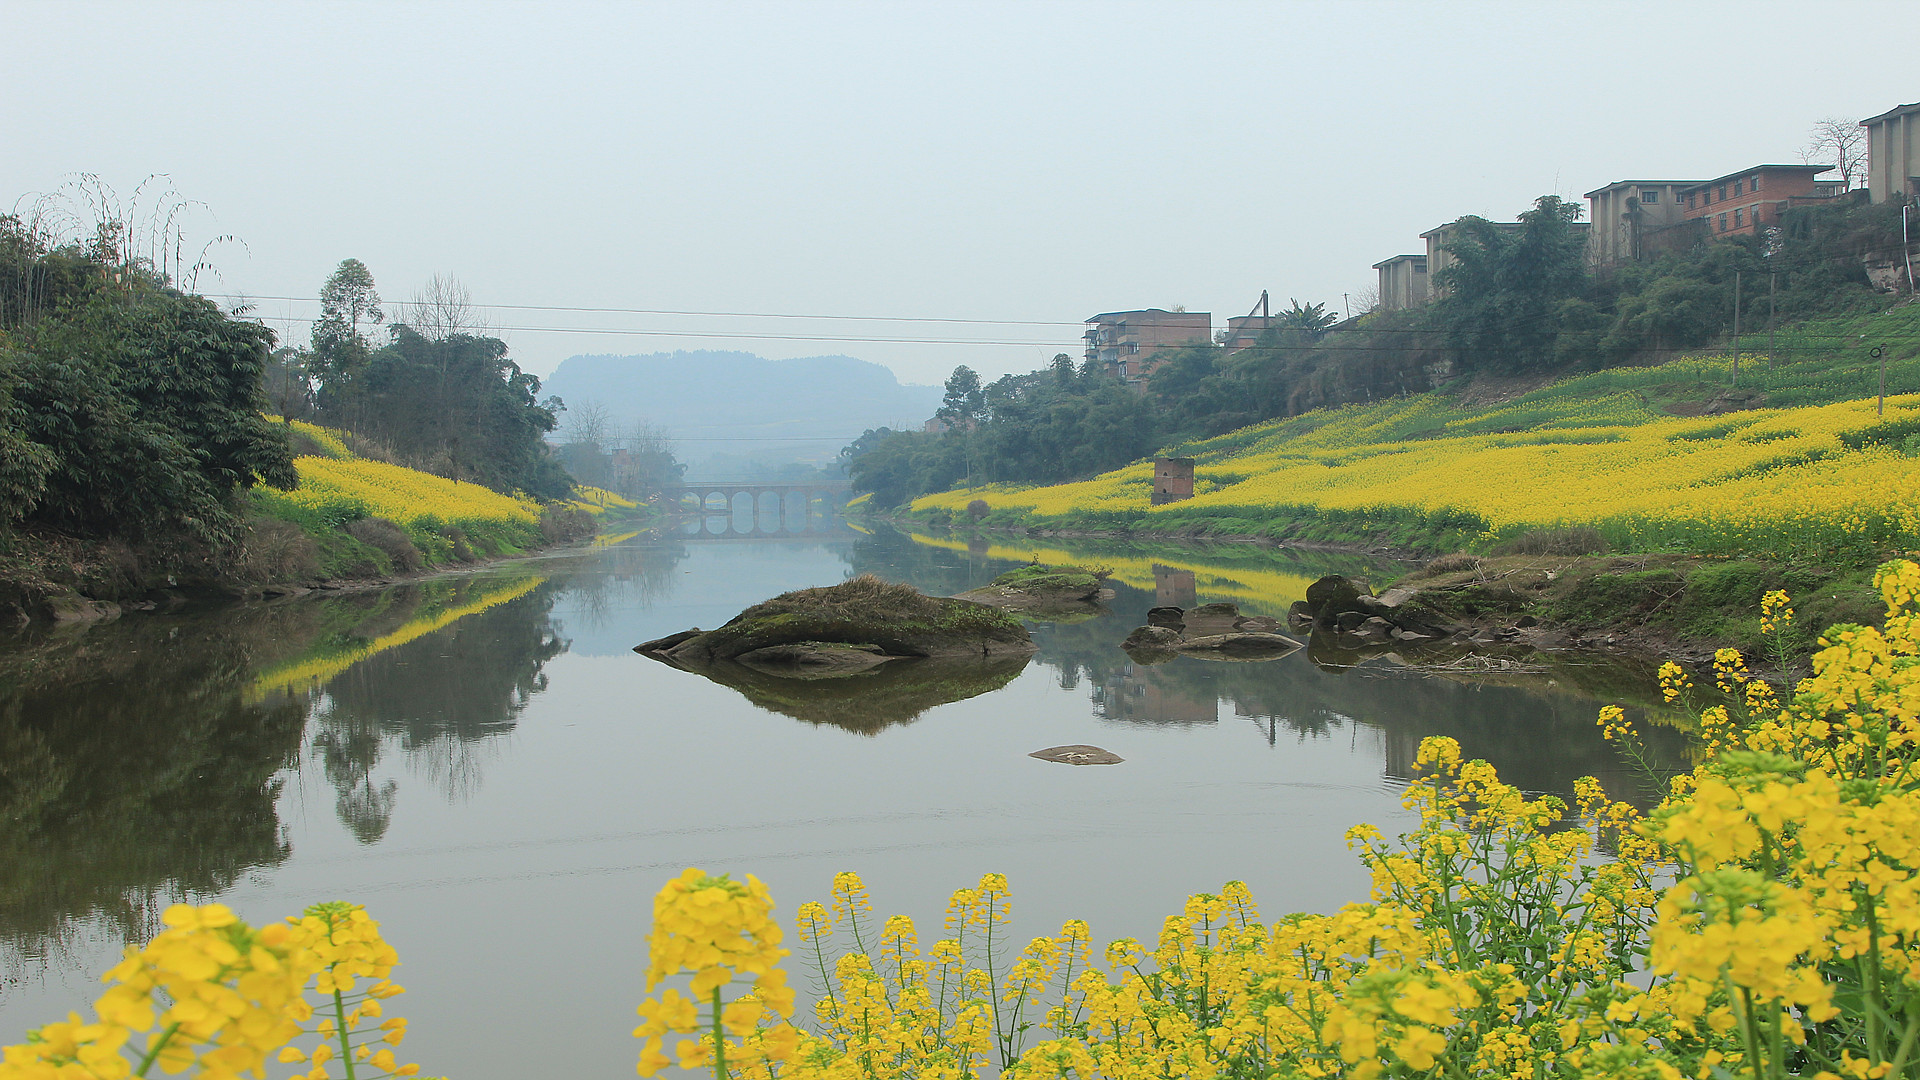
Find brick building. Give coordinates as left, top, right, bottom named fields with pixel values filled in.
left=1584, top=180, right=1701, bottom=266
left=1679, top=165, right=1844, bottom=239
left=1863, top=101, right=1920, bottom=204
left=1084, top=309, right=1212, bottom=385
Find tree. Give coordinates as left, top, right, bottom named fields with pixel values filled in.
left=262, top=346, right=314, bottom=420
left=310, top=259, right=384, bottom=423
left=1274, top=299, right=1339, bottom=339
left=556, top=399, right=613, bottom=488
left=936, top=365, right=986, bottom=429
left=1803, top=117, right=1869, bottom=191
left=405, top=273, right=481, bottom=340
left=1434, top=195, right=1591, bottom=372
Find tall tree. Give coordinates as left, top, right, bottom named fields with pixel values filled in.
left=936, top=365, right=985, bottom=429
left=311, top=259, right=384, bottom=422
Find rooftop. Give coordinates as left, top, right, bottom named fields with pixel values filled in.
left=1678, top=164, right=1835, bottom=192
left=1085, top=308, right=1211, bottom=323
left=1582, top=179, right=1708, bottom=198
left=1862, top=101, right=1920, bottom=126
left=1371, top=254, right=1427, bottom=269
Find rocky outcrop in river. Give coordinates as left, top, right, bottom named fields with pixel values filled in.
left=635, top=574, right=1036, bottom=671
left=1120, top=601, right=1304, bottom=661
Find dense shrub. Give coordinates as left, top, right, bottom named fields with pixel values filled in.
left=344, top=516, right=422, bottom=573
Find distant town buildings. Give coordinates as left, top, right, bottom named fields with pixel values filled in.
left=1584, top=180, right=1701, bottom=266
left=1372, top=254, right=1428, bottom=311
left=1679, top=165, right=1843, bottom=239
left=1863, top=101, right=1920, bottom=204
left=1058, top=95, right=1920, bottom=410
left=1084, top=308, right=1212, bottom=385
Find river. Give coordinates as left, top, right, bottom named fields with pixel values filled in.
left=0, top=516, right=1689, bottom=1077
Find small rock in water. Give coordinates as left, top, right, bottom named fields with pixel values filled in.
left=1029, top=744, right=1124, bottom=766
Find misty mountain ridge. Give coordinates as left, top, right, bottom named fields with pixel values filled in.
left=540, top=350, right=942, bottom=472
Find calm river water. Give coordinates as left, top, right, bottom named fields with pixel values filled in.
left=0, top=516, right=1687, bottom=1077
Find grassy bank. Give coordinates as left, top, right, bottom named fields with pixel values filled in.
left=908, top=305, right=1920, bottom=562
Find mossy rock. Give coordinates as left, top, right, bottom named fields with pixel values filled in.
left=640, top=573, right=1035, bottom=666
left=955, top=563, right=1108, bottom=620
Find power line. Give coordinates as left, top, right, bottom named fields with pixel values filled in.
left=239, top=311, right=1920, bottom=357
left=214, top=293, right=1088, bottom=329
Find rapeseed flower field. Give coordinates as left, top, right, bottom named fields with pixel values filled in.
left=914, top=381, right=1920, bottom=559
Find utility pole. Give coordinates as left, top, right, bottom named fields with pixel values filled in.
left=1767, top=272, right=1777, bottom=364
left=1730, top=271, right=1742, bottom=388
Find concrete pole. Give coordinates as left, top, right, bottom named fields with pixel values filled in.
left=1730, top=270, right=1742, bottom=388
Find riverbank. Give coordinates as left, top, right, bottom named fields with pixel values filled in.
left=876, top=518, right=1885, bottom=672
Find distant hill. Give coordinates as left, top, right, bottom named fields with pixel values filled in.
left=539, top=351, right=942, bottom=475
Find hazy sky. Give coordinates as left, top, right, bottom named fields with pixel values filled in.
left=5, top=0, right=1915, bottom=386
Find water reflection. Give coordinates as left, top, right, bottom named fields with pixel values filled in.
left=2, top=521, right=1697, bottom=1056
left=652, top=653, right=1031, bottom=733
left=857, top=525, right=1690, bottom=802
left=301, top=583, right=567, bottom=840
left=0, top=610, right=307, bottom=966
left=0, top=572, right=572, bottom=970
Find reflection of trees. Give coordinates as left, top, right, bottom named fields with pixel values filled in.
left=0, top=609, right=309, bottom=972
left=553, top=535, right=689, bottom=633
left=306, top=582, right=565, bottom=840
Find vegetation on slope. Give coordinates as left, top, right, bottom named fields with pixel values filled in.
left=845, top=194, right=1915, bottom=509
left=907, top=303, right=1920, bottom=563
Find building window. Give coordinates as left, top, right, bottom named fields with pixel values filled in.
left=1687, top=192, right=1697, bottom=209
left=1127, top=342, right=1140, bottom=355
left=1733, top=180, right=1743, bottom=196
left=1719, top=213, right=1729, bottom=231
left=1734, top=207, right=1744, bottom=227
left=1718, top=185, right=1727, bottom=201
left=1751, top=175, right=1761, bottom=190
left=1641, top=189, right=1660, bottom=204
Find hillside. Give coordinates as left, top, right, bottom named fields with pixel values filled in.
left=540, top=350, right=942, bottom=472
left=907, top=302, right=1920, bottom=563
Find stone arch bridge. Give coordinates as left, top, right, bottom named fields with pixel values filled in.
left=659, top=482, right=853, bottom=516
left=657, top=482, right=855, bottom=539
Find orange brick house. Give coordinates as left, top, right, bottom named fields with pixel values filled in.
left=1679, top=165, right=1845, bottom=239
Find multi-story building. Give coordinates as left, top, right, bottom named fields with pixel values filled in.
left=1083, top=308, right=1212, bottom=385
left=1584, top=180, right=1701, bottom=266
left=1371, top=254, right=1429, bottom=310
left=1863, top=101, right=1920, bottom=204
left=1679, top=165, right=1844, bottom=239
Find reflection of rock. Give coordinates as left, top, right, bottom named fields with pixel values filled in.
left=956, top=564, right=1108, bottom=622
left=638, top=574, right=1036, bottom=664
left=653, top=652, right=1031, bottom=734
left=1119, top=602, right=1303, bottom=662
left=1029, top=744, right=1124, bottom=765
left=734, top=642, right=897, bottom=678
